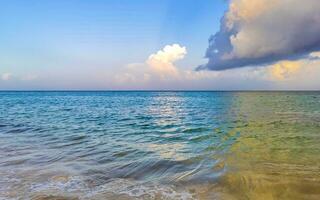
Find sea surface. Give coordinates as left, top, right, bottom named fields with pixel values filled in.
left=0, top=91, right=319, bottom=200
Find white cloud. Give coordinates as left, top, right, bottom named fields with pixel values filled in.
left=269, top=61, right=301, bottom=80
left=1, top=73, right=38, bottom=82
left=114, top=44, right=219, bottom=86
left=1, top=73, right=12, bottom=81
left=244, top=57, right=320, bottom=89
left=114, top=44, right=320, bottom=90
left=146, top=44, right=187, bottom=79
left=310, top=51, right=320, bottom=59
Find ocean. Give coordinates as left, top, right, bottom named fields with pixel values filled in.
left=0, top=91, right=319, bottom=200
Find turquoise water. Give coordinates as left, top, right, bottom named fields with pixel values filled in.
left=0, top=91, right=319, bottom=199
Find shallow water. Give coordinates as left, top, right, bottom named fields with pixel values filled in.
left=0, top=91, right=319, bottom=200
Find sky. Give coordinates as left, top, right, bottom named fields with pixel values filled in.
left=0, top=0, right=319, bottom=90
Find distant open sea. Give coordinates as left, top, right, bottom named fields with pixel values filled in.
left=0, top=91, right=319, bottom=200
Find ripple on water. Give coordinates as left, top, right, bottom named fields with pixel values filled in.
left=0, top=91, right=319, bottom=199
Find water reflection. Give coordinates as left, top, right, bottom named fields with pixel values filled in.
left=220, top=92, right=320, bottom=199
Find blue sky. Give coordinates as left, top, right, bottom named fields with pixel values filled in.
left=1, top=0, right=319, bottom=90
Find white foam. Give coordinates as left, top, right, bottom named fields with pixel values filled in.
left=30, top=176, right=88, bottom=193
left=87, top=178, right=195, bottom=200
left=4, top=174, right=196, bottom=200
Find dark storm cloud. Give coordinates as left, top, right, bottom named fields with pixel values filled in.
left=198, top=0, right=320, bottom=71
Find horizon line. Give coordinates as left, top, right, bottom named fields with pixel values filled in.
left=0, top=89, right=319, bottom=92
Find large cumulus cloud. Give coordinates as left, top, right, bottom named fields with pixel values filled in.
left=146, top=44, right=187, bottom=77
left=198, top=0, right=320, bottom=71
